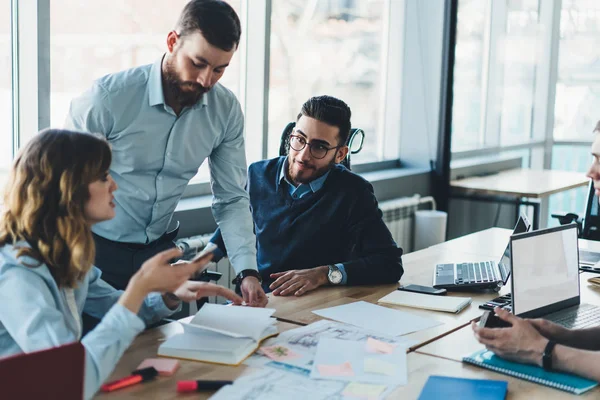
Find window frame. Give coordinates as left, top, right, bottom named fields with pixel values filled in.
left=14, top=0, right=408, bottom=201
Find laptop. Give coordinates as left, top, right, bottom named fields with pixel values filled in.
left=433, top=213, right=531, bottom=291
left=511, top=223, right=600, bottom=329
left=0, top=342, right=84, bottom=399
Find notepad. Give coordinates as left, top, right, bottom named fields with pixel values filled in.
left=463, top=349, right=598, bottom=395
left=158, top=304, right=278, bottom=366
left=418, top=375, right=507, bottom=400
left=378, top=290, right=472, bottom=314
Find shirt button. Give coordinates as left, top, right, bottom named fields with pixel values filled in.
left=158, top=176, right=163, bottom=181
left=167, top=152, right=172, bottom=157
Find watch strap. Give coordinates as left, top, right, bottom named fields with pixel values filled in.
left=232, top=269, right=262, bottom=286
left=542, top=340, right=556, bottom=371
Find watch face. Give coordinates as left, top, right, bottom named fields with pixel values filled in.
left=329, top=270, right=343, bottom=284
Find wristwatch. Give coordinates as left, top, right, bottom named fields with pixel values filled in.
left=327, top=264, right=343, bottom=285
left=232, top=269, right=263, bottom=286
left=542, top=340, right=556, bottom=371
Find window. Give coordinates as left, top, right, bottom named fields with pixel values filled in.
left=49, top=0, right=243, bottom=183
left=548, top=0, right=600, bottom=225
left=498, top=0, right=540, bottom=146
left=452, top=0, right=487, bottom=152
left=452, top=0, right=544, bottom=152
left=6, top=0, right=404, bottom=198
left=553, top=0, right=600, bottom=141
left=0, top=3, right=11, bottom=190
left=268, top=0, right=388, bottom=164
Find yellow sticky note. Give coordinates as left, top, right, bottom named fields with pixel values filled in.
left=342, top=382, right=387, bottom=399
left=363, top=357, right=397, bottom=376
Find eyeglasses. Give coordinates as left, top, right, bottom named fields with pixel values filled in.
left=288, top=134, right=342, bottom=159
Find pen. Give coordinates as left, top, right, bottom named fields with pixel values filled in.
left=177, top=380, right=233, bottom=392
left=100, top=367, right=158, bottom=392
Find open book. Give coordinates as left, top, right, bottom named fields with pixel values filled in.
left=158, top=304, right=278, bottom=366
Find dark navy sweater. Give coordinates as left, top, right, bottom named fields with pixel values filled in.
left=212, top=156, right=403, bottom=288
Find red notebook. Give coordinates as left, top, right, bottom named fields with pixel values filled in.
left=0, top=342, right=85, bottom=400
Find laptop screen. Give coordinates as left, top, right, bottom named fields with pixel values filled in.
left=511, top=224, right=580, bottom=317
left=497, top=213, right=531, bottom=284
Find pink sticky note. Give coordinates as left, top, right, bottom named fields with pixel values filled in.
left=259, top=345, right=301, bottom=361
left=136, top=358, right=180, bottom=376
left=317, top=361, right=355, bottom=377
left=366, top=338, right=396, bottom=354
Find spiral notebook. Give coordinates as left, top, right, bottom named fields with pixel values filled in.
left=463, top=349, right=598, bottom=395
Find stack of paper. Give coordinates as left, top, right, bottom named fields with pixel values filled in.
left=378, top=290, right=472, bottom=314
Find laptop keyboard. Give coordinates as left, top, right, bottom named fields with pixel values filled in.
left=455, top=262, right=498, bottom=284
left=546, top=303, right=600, bottom=329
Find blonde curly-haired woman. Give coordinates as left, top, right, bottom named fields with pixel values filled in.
left=0, top=129, right=242, bottom=399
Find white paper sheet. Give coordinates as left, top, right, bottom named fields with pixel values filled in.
left=312, top=301, right=442, bottom=337
left=210, top=368, right=395, bottom=400
left=310, top=338, right=407, bottom=385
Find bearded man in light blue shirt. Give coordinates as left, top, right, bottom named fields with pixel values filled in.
left=65, top=0, right=267, bottom=307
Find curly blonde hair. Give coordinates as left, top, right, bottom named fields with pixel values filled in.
left=0, top=129, right=112, bottom=288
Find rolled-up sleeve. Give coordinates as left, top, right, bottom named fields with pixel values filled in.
left=84, top=266, right=178, bottom=326
left=0, top=266, right=144, bottom=400
left=208, top=101, right=257, bottom=274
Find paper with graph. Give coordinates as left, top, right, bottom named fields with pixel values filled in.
left=312, top=301, right=442, bottom=336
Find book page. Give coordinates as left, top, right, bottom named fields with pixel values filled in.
left=188, top=304, right=275, bottom=341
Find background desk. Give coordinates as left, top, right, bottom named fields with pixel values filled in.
left=450, top=169, right=589, bottom=229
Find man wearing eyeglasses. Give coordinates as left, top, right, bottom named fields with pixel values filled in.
left=210, top=95, right=403, bottom=296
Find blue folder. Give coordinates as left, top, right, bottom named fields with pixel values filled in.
left=418, top=375, right=507, bottom=400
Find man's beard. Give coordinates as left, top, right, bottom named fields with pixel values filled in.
left=163, top=59, right=209, bottom=108
left=287, top=155, right=336, bottom=186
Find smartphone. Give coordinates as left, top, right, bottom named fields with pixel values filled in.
left=397, top=284, right=447, bottom=296
left=191, top=242, right=218, bottom=263
left=479, top=311, right=512, bottom=328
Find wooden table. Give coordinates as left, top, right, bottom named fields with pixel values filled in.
left=95, top=320, right=302, bottom=399
left=96, top=228, right=600, bottom=399
left=268, top=244, right=511, bottom=351
left=450, top=168, right=589, bottom=229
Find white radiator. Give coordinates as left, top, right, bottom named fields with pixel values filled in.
left=379, top=195, right=436, bottom=253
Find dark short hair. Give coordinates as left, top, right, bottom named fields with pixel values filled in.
left=176, top=0, right=241, bottom=51
left=297, top=95, right=352, bottom=145
left=595, top=120, right=600, bottom=133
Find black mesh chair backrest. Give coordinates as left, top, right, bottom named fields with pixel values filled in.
left=582, top=180, right=600, bottom=240
left=278, top=121, right=364, bottom=170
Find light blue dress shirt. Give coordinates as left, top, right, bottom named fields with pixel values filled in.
left=278, top=160, right=348, bottom=284
left=65, top=57, right=257, bottom=274
left=0, top=242, right=176, bottom=399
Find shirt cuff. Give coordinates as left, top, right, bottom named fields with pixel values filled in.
left=336, top=263, right=348, bottom=285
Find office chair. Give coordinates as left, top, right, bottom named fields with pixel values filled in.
left=279, top=121, right=365, bottom=170
left=552, top=180, right=600, bottom=240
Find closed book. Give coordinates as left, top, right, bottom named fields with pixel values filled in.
left=418, top=375, right=507, bottom=400
left=158, top=304, right=278, bottom=366
left=378, top=290, right=472, bottom=313
left=463, top=349, right=598, bottom=395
